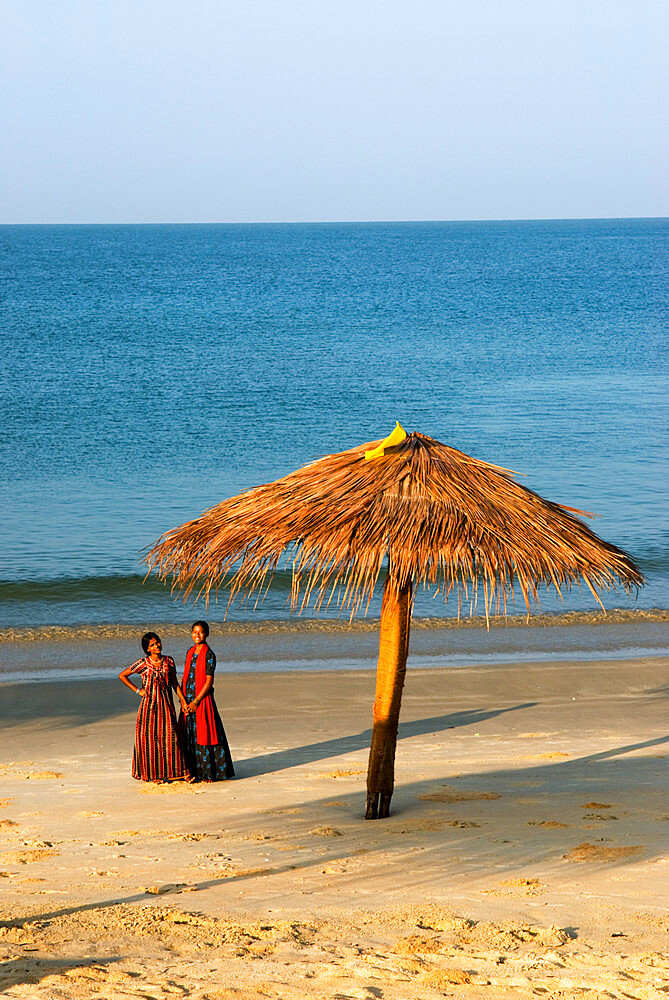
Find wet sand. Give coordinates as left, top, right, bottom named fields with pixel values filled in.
left=1, top=656, right=668, bottom=998
left=2, top=608, right=668, bottom=684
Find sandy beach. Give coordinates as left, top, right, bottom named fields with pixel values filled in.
left=1, top=654, right=668, bottom=999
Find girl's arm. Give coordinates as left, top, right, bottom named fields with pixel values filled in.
left=187, top=674, right=213, bottom=714
left=119, top=663, right=145, bottom=698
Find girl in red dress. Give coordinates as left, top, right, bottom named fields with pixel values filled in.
left=119, top=632, right=190, bottom=782
left=179, top=621, right=235, bottom=781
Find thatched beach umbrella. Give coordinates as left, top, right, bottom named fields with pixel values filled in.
left=146, top=424, right=643, bottom=819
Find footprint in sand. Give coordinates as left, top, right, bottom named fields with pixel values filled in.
left=422, top=968, right=479, bottom=987
left=581, top=801, right=614, bottom=809
left=528, top=820, right=569, bottom=829
left=0, top=762, right=35, bottom=775
left=563, top=842, right=642, bottom=862
left=168, top=831, right=217, bottom=841
left=139, top=783, right=197, bottom=794
left=319, top=769, right=366, bottom=778
left=418, top=787, right=500, bottom=802
left=388, top=817, right=481, bottom=833
left=0, top=849, right=59, bottom=864
left=388, top=819, right=447, bottom=832
left=0, top=819, right=19, bottom=830
left=393, top=933, right=444, bottom=957
left=482, top=877, right=546, bottom=896
left=309, top=826, right=343, bottom=837
left=583, top=812, right=618, bottom=821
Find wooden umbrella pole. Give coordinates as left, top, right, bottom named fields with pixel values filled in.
left=365, top=572, right=413, bottom=820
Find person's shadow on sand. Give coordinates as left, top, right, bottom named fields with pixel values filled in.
left=235, top=702, right=537, bottom=777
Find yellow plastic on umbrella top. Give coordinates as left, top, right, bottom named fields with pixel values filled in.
left=364, top=422, right=408, bottom=461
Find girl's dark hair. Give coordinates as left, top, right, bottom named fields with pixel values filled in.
left=141, top=631, right=161, bottom=653
left=191, top=620, right=210, bottom=638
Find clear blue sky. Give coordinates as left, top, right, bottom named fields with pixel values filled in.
left=2, top=0, right=666, bottom=223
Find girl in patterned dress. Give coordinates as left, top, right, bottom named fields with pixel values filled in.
left=119, top=632, right=191, bottom=782
left=179, top=621, right=235, bottom=781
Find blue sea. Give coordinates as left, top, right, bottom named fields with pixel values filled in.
left=0, top=219, right=667, bottom=675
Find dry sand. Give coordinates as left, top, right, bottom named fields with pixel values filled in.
left=0, top=656, right=668, bottom=998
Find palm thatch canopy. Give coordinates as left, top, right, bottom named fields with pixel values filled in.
left=146, top=430, right=643, bottom=619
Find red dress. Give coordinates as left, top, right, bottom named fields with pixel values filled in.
left=129, top=656, right=189, bottom=782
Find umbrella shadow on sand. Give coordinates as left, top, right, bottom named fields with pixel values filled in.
left=235, top=702, right=537, bottom=778
left=4, top=734, right=667, bottom=935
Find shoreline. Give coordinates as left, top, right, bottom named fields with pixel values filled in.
left=1, top=605, right=666, bottom=643
left=1, top=655, right=668, bottom=997
left=2, top=610, right=668, bottom=686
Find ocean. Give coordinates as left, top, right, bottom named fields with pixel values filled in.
left=1, top=219, right=667, bottom=676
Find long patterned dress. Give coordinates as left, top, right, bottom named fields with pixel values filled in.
left=181, top=647, right=235, bottom=781
left=130, top=656, right=189, bottom=782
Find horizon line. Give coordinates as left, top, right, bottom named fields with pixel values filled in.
left=1, top=214, right=667, bottom=228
